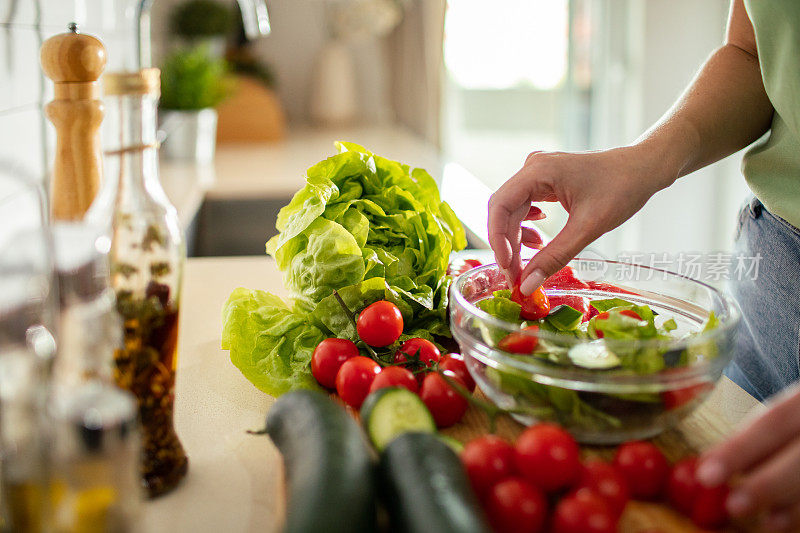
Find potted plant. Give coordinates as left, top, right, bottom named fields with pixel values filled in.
left=159, top=46, right=231, bottom=163
left=170, top=0, right=234, bottom=58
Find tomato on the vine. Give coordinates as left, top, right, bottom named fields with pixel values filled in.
left=439, top=353, right=475, bottom=392
left=461, top=435, right=516, bottom=498
left=311, top=338, right=359, bottom=389
left=497, top=325, right=540, bottom=354
left=514, top=423, right=580, bottom=493
left=419, top=372, right=468, bottom=428
left=335, top=356, right=381, bottom=409
left=356, top=301, right=403, bottom=347
left=551, top=489, right=617, bottom=533
left=612, top=441, right=669, bottom=500
left=394, top=338, right=440, bottom=381
left=573, top=460, right=629, bottom=518
left=485, top=478, right=547, bottom=533
left=368, top=366, right=418, bottom=394
left=511, top=285, right=551, bottom=320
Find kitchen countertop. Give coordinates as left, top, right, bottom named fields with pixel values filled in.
left=141, top=256, right=763, bottom=533
left=160, top=125, right=495, bottom=246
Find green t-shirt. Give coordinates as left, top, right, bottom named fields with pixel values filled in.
left=742, top=0, right=800, bottom=229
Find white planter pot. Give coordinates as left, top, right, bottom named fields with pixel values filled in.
left=159, top=108, right=218, bottom=164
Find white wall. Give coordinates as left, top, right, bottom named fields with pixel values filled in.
left=591, top=0, right=752, bottom=258
left=150, top=0, right=390, bottom=125
left=0, top=0, right=139, bottom=186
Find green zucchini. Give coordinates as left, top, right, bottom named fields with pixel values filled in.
left=546, top=304, right=584, bottom=331
left=360, top=387, right=436, bottom=451
left=265, top=390, right=377, bottom=533
left=379, top=432, right=491, bottom=533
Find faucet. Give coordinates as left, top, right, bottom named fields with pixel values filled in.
left=136, top=0, right=271, bottom=68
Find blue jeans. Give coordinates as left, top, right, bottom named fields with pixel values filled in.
left=725, top=197, right=800, bottom=401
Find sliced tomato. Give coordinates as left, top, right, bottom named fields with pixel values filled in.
left=662, top=383, right=712, bottom=410
left=544, top=266, right=590, bottom=290
left=584, top=281, right=636, bottom=295
left=511, top=285, right=551, bottom=320
left=448, top=258, right=483, bottom=276
left=498, top=325, right=540, bottom=354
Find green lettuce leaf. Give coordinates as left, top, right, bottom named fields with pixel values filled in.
left=222, top=288, right=326, bottom=396
left=223, top=142, right=467, bottom=396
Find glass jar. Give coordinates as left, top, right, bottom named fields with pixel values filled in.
left=89, top=69, right=188, bottom=498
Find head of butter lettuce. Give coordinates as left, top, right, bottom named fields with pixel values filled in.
left=221, top=142, right=467, bottom=396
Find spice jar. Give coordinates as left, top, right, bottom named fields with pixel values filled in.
left=89, top=69, right=188, bottom=497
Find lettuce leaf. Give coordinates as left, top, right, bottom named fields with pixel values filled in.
left=222, top=288, right=326, bottom=396
left=223, top=142, right=466, bottom=396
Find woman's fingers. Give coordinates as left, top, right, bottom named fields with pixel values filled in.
left=519, top=218, right=592, bottom=294
left=698, top=385, right=800, bottom=488
left=726, top=435, right=800, bottom=517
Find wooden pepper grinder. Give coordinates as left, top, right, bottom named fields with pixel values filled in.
left=40, top=23, right=107, bottom=221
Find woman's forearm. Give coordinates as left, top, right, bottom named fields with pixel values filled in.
left=634, top=1, right=774, bottom=188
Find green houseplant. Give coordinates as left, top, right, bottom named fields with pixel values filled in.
left=159, top=47, right=231, bottom=163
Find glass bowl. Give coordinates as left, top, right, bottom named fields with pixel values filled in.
left=448, top=259, right=741, bottom=444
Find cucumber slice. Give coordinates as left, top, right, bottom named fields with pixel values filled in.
left=437, top=435, right=465, bottom=454
left=361, top=388, right=436, bottom=451
left=546, top=304, right=583, bottom=331
left=568, top=340, right=621, bottom=369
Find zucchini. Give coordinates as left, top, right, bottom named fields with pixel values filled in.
left=360, top=387, right=436, bottom=451
left=379, top=432, right=491, bottom=533
left=265, top=390, right=377, bottom=533
left=546, top=304, right=583, bottom=331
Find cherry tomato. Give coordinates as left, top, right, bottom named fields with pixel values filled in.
left=664, top=456, right=730, bottom=528
left=514, top=423, right=580, bottom=493
left=394, top=338, right=441, bottom=382
left=574, top=460, right=629, bottom=518
left=439, top=353, right=475, bottom=392
left=460, top=435, right=516, bottom=497
left=485, top=478, right=547, bottom=533
left=661, top=383, right=712, bottom=410
left=335, top=356, right=381, bottom=409
left=311, top=338, right=359, bottom=389
left=497, top=325, right=539, bottom=354
left=544, top=266, right=590, bottom=290
left=612, top=441, right=669, bottom=500
left=419, top=372, right=468, bottom=428
left=356, top=301, right=403, bottom=347
left=511, top=285, right=551, bottom=320
left=548, top=294, right=589, bottom=316
left=368, top=366, right=418, bottom=394
left=691, top=484, right=730, bottom=529
left=666, top=456, right=700, bottom=516
left=552, top=490, right=617, bottom=533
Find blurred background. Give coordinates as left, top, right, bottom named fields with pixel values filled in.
left=1, top=0, right=750, bottom=259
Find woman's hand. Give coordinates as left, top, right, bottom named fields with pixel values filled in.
left=487, top=145, right=677, bottom=292
left=697, top=383, right=800, bottom=531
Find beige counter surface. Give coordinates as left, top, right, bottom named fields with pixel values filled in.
left=142, top=256, right=763, bottom=532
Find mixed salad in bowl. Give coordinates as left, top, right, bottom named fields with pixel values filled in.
left=449, top=261, right=740, bottom=444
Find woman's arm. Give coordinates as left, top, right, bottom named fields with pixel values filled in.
left=489, top=0, right=775, bottom=291
left=638, top=0, right=773, bottom=181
